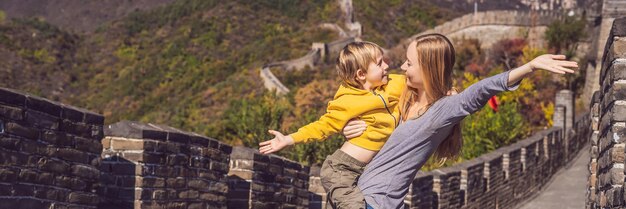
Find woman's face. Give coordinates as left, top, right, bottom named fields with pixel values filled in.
left=401, top=41, right=423, bottom=89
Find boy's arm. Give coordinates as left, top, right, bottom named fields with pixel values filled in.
left=290, top=100, right=356, bottom=143
left=259, top=97, right=367, bottom=155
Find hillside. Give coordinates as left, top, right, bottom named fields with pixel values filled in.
left=0, top=18, right=83, bottom=101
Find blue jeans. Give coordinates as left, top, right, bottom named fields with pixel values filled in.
left=365, top=202, right=375, bottom=209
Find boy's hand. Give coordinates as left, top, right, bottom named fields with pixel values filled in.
left=259, top=130, right=294, bottom=155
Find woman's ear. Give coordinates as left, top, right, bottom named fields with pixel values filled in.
left=356, top=69, right=367, bottom=81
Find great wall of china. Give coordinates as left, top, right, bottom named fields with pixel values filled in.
left=1, top=0, right=625, bottom=209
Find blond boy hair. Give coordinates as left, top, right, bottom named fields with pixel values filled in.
left=336, top=41, right=384, bottom=88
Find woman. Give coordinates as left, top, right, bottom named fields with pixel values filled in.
left=342, top=33, right=577, bottom=209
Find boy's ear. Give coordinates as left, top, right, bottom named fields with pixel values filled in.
left=356, top=69, right=367, bottom=81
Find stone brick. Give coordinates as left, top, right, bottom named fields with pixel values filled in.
left=0, top=197, right=52, bottom=209
left=0, top=136, right=20, bottom=150
left=0, top=88, right=27, bottom=107
left=19, top=138, right=46, bottom=155
left=611, top=144, right=626, bottom=163
left=13, top=182, right=35, bottom=196
left=0, top=148, right=28, bottom=166
left=61, top=120, right=92, bottom=138
left=0, top=104, right=24, bottom=121
left=166, top=154, right=188, bottom=165
left=25, top=96, right=62, bottom=117
left=53, top=148, right=89, bottom=164
left=219, top=143, right=232, bottom=154
left=164, top=178, right=186, bottom=189
left=110, top=138, right=144, bottom=150
left=61, top=106, right=84, bottom=123
left=25, top=110, right=60, bottom=130
left=137, top=177, right=166, bottom=188
left=110, top=162, right=138, bottom=175
left=178, top=190, right=199, bottom=199
left=5, top=122, right=39, bottom=140
left=0, top=167, right=18, bottom=182
left=167, top=132, right=189, bottom=144
left=18, top=168, right=39, bottom=183
left=189, top=135, right=209, bottom=146
left=143, top=153, right=166, bottom=164
left=83, top=111, right=104, bottom=125
left=53, top=175, right=74, bottom=190
left=71, top=164, right=100, bottom=180
left=74, top=137, right=102, bottom=153
left=68, top=192, right=98, bottom=205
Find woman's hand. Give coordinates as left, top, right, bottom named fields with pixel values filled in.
left=342, top=119, right=367, bottom=139
left=259, top=130, right=294, bottom=155
left=508, top=54, right=578, bottom=85
left=528, top=54, right=578, bottom=74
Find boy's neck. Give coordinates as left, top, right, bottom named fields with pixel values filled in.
left=361, top=82, right=378, bottom=92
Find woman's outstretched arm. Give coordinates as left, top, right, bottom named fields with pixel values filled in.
left=432, top=54, right=578, bottom=127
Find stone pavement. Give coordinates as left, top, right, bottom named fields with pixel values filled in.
left=518, top=146, right=590, bottom=209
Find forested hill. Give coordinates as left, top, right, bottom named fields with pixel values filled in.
left=0, top=0, right=461, bottom=147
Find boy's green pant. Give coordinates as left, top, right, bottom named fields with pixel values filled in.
left=320, top=149, right=367, bottom=209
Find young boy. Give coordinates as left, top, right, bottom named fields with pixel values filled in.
left=259, top=41, right=405, bottom=209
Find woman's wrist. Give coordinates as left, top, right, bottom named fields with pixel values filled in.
left=508, top=63, right=533, bottom=86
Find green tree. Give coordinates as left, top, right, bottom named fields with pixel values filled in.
left=461, top=102, right=530, bottom=159
left=545, top=15, right=586, bottom=56
left=222, top=92, right=290, bottom=147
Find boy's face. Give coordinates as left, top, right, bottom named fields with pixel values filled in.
left=363, top=55, right=389, bottom=88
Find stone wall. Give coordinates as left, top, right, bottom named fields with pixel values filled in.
left=409, top=10, right=561, bottom=49
left=228, top=146, right=310, bottom=209
left=0, top=87, right=105, bottom=208
left=586, top=17, right=626, bottom=209
left=99, top=121, right=231, bottom=209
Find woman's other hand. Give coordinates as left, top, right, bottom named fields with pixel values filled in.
left=342, top=119, right=367, bottom=139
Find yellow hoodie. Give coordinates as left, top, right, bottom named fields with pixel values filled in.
left=290, top=74, right=406, bottom=151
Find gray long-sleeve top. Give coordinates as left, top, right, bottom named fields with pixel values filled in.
left=358, top=71, right=520, bottom=209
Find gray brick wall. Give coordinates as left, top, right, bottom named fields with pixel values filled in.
left=100, top=121, right=231, bottom=209
left=0, top=87, right=105, bottom=209
left=587, top=17, right=626, bottom=209
left=228, top=146, right=310, bottom=209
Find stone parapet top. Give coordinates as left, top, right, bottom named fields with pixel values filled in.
left=104, top=120, right=232, bottom=153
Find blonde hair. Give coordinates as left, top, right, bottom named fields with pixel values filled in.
left=336, top=41, right=384, bottom=88
left=399, top=33, right=462, bottom=162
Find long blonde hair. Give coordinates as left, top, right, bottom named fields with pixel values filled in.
left=399, top=33, right=462, bottom=162
left=336, top=41, right=384, bottom=88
